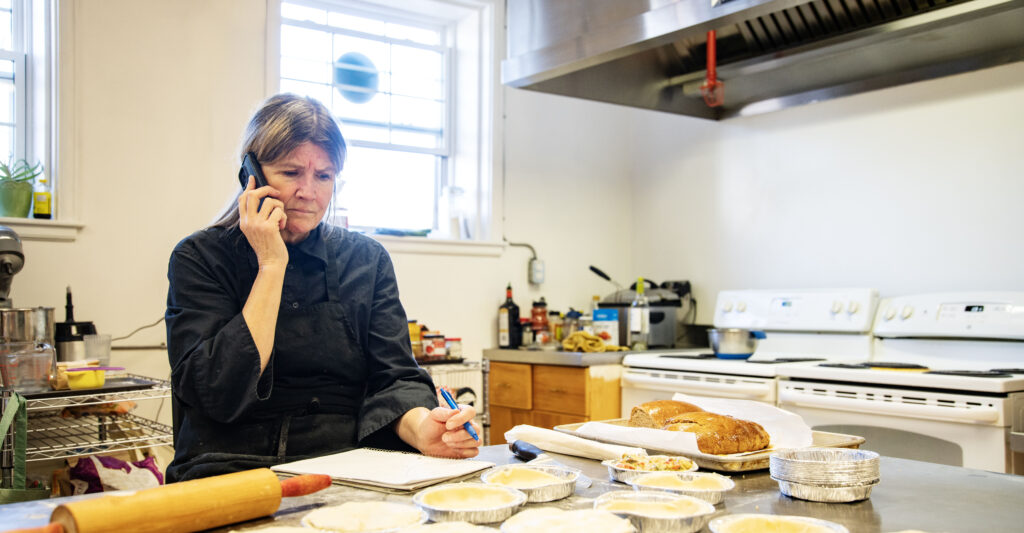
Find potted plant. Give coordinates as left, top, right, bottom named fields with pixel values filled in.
left=0, top=159, right=43, bottom=218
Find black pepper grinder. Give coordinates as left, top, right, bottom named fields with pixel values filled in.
left=54, top=286, right=96, bottom=362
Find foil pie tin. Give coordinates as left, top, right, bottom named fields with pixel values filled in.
left=413, top=483, right=526, bottom=524
left=709, top=513, right=849, bottom=533
left=601, top=455, right=699, bottom=484
left=480, top=464, right=579, bottom=502
left=772, top=477, right=879, bottom=503
left=770, top=449, right=879, bottom=479
left=626, top=471, right=735, bottom=505
left=593, top=490, right=715, bottom=533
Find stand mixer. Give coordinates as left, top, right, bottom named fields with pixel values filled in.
left=0, top=227, right=54, bottom=348
left=0, top=225, right=25, bottom=309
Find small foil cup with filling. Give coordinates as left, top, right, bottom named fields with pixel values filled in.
left=709, top=513, right=849, bottom=533
left=480, top=464, right=579, bottom=502
left=772, top=477, right=879, bottom=503
left=593, top=490, right=716, bottom=533
left=626, top=471, right=735, bottom=505
left=413, top=482, right=526, bottom=524
left=602, top=455, right=699, bottom=484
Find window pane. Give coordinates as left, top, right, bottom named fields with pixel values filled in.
left=281, top=3, right=327, bottom=25
left=279, top=78, right=332, bottom=105
left=391, top=45, right=442, bottom=99
left=0, top=78, right=14, bottom=124
left=0, top=125, right=12, bottom=162
left=0, top=10, right=11, bottom=51
left=333, top=90, right=389, bottom=126
left=280, top=57, right=330, bottom=85
left=340, top=147, right=436, bottom=230
left=281, top=25, right=332, bottom=62
left=390, top=129, right=440, bottom=149
left=340, top=123, right=389, bottom=144
left=392, top=95, right=442, bottom=132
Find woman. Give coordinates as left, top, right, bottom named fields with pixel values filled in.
left=165, top=94, right=480, bottom=482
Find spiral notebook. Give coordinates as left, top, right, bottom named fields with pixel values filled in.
left=271, top=448, right=494, bottom=491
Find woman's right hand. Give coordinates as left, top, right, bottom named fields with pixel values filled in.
left=238, top=176, right=288, bottom=267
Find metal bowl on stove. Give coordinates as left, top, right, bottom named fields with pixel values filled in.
left=708, top=328, right=766, bottom=359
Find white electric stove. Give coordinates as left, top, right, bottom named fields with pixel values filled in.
left=621, top=289, right=879, bottom=410
left=777, top=292, right=1024, bottom=474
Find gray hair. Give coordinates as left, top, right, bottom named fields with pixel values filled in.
left=212, top=93, right=346, bottom=228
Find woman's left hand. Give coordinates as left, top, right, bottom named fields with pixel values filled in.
left=397, top=405, right=482, bottom=458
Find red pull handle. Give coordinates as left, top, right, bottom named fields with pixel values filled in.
left=702, top=30, right=724, bottom=107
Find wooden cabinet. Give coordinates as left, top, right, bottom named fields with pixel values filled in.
left=486, top=361, right=620, bottom=445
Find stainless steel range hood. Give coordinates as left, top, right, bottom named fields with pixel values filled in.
left=502, top=0, right=1024, bottom=120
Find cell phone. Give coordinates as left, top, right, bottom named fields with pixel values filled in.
left=238, top=152, right=268, bottom=210
left=238, top=151, right=268, bottom=189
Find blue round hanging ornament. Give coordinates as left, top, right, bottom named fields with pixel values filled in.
left=334, top=52, right=379, bottom=104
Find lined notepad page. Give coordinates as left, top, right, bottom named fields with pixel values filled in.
left=272, top=448, right=494, bottom=490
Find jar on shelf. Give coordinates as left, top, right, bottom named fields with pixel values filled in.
left=408, top=320, right=423, bottom=357
left=445, top=338, right=462, bottom=359
left=422, top=334, right=446, bottom=358
left=519, top=318, right=533, bottom=348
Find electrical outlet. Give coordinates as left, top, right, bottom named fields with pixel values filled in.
left=529, top=258, right=545, bottom=284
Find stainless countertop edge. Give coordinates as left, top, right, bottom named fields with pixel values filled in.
left=482, top=348, right=626, bottom=366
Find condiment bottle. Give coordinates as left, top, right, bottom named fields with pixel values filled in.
left=498, top=283, right=520, bottom=349
left=531, top=297, right=549, bottom=333
left=629, top=277, right=650, bottom=351
left=548, top=311, right=563, bottom=342
left=519, top=318, right=533, bottom=347
left=33, top=177, right=52, bottom=219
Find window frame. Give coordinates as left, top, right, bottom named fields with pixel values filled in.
left=0, top=0, right=76, bottom=241
left=268, top=0, right=497, bottom=248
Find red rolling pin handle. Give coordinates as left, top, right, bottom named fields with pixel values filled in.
left=280, top=474, right=332, bottom=497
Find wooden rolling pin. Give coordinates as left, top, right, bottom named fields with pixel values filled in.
left=5, top=469, right=331, bottom=533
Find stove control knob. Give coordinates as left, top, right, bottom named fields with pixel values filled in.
left=847, top=301, right=860, bottom=314
left=831, top=301, right=842, bottom=314
left=883, top=307, right=897, bottom=321
left=722, top=302, right=734, bottom=312
left=737, top=302, right=747, bottom=313
left=901, top=305, right=914, bottom=320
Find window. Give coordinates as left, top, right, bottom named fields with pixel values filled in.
left=276, top=0, right=493, bottom=240
left=0, top=0, right=27, bottom=163
left=0, top=0, right=57, bottom=226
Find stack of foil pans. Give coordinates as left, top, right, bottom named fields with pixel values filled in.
left=769, top=448, right=880, bottom=503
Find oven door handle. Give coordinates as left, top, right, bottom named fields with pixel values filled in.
left=622, top=372, right=771, bottom=398
left=778, top=389, right=1000, bottom=423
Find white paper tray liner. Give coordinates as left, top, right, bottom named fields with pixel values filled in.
left=575, top=393, right=813, bottom=455
left=504, top=424, right=645, bottom=461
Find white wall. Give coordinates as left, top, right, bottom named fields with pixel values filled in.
left=628, top=63, right=1024, bottom=322
left=9, top=0, right=635, bottom=424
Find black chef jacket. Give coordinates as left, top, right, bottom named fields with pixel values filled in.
left=164, top=223, right=437, bottom=482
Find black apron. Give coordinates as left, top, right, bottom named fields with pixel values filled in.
left=168, top=256, right=368, bottom=482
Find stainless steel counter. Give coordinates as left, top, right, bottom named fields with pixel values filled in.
left=483, top=348, right=628, bottom=366
left=4, top=446, right=1022, bottom=531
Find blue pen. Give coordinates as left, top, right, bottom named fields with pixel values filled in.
left=439, top=387, right=480, bottom=441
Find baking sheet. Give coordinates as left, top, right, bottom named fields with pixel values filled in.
left=21, top=377, right=158, bottom=399
left=553, top=419, right=864, bottom=472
